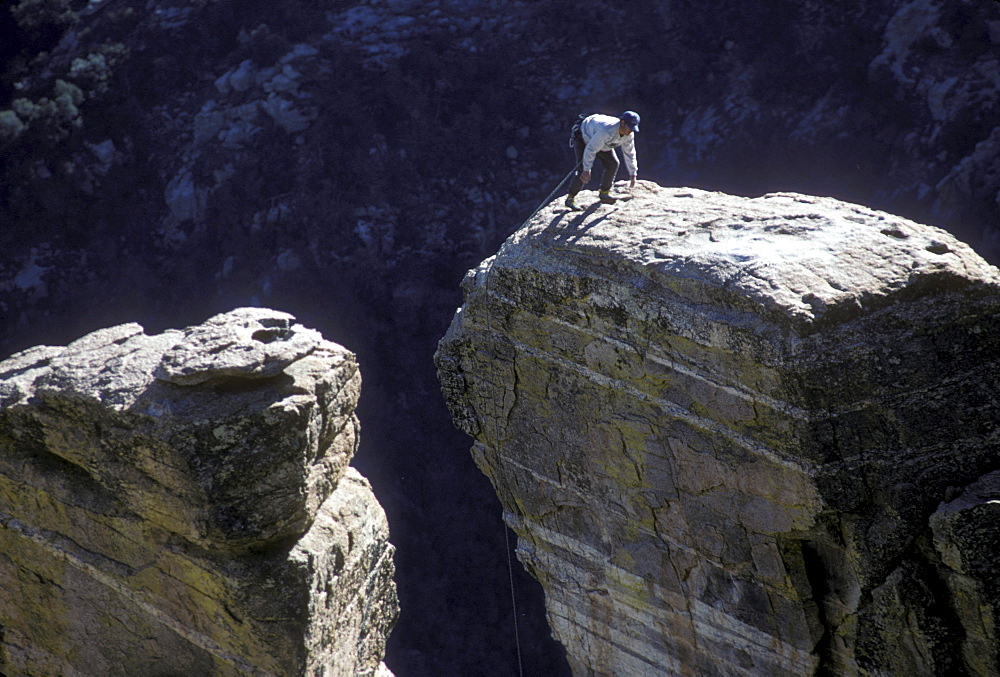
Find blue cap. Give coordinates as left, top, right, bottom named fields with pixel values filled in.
left=621, top=110, right=640, bottom=132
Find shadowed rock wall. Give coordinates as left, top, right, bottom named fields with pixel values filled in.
left=0, top=308, right=397, bottom=676
left=436, top=183, right=1000, bottom=675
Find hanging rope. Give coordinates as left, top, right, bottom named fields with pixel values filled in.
left=504, top=516, right=524, bottom=677
left=481, top=277, right=525, bottom=677
left=513, top=164, right=580, bottom=234
left=476, top=166, right=578, bottom=677
left=479, top=157, right=634, bottom=674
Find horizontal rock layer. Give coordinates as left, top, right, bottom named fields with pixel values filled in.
left=0, top=308, right=397, bottom=676
left=436, top=183, right=1000, bottom=675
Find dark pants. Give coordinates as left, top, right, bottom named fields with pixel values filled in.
left=568, top=130, right=619, bottom=196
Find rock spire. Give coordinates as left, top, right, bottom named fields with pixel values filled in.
left=0, top=308, right=397, bottom=676
left=437, top=183, right=1000, bottom=675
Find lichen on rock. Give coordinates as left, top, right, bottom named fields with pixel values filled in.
left=0, top=307, right=398, bottom=676
left=436, top=182, right=1000, bottom=675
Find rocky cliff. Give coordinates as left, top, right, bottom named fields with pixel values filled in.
left=436, top=183, right=1000, bottom=675
left=3, top=0, right=1000, bottom=672
left=0, top=308, right=397, bottom=676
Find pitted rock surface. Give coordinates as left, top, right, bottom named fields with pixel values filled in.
left=0, top=309, right=397, bottom=676
left=436, top=183, right=1000, bottom=675
left=157, top=307, right=324, bottom=385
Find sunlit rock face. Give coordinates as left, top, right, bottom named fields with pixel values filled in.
left=0, top=308, right=398, bottom=677
left=436, top=182, right=1000, bottom=675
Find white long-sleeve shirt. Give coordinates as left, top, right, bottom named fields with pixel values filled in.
left=579, top=114, right=638, bottom=176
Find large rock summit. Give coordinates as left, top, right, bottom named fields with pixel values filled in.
left=0, top=308, right=397, bottom=676
left=436, top=183, right=1000, bottom=675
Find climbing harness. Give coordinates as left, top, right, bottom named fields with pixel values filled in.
left=569, top=113, right=586, bottom=147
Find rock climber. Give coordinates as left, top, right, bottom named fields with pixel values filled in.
left=565, top=111, right=640, bottom=210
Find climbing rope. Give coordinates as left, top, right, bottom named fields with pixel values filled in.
left=478, top=166, right=577, bottom=677
left=504, top=517, right=524, bottom=677
left=481, top=161, right=630, bottom=675
left=513, top=164, right=580, bottom=234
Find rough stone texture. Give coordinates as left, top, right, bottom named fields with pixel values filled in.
left=436, top=182, right=1000, bottom=675
left=3, top=2, right=1000, bottom=672
left=929, top=472, right=1000, bottom=677
left=156, top=307, right=324, bottom=386
left=0, top=308, right=397, bottom=676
